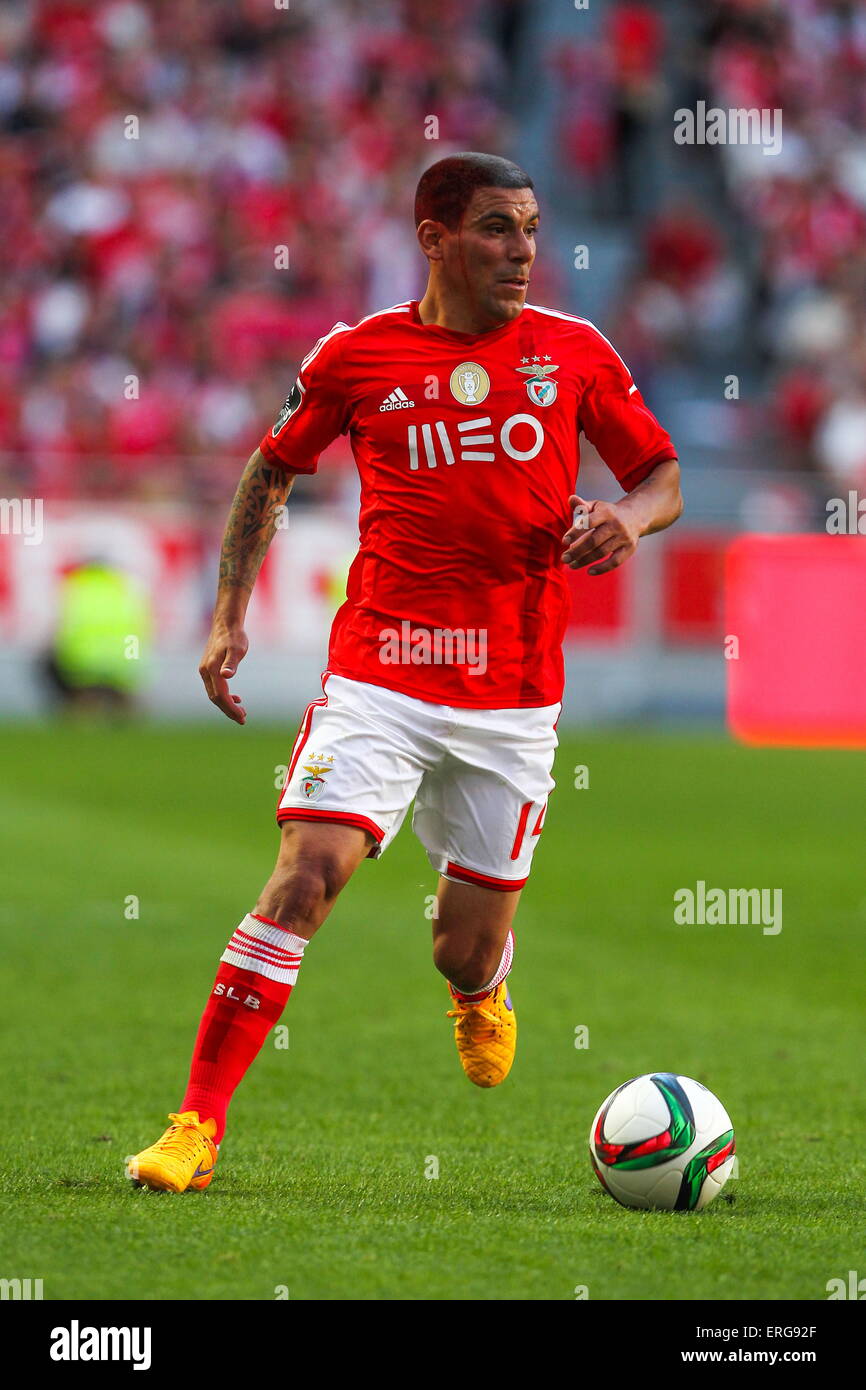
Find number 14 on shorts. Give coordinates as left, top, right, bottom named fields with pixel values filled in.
left=510, top=800, right=547, bottom=861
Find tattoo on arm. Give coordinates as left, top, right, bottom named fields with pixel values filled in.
left=218, top=449, right=295, bottom=595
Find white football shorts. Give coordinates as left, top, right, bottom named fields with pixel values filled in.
left=276, top=672, right=561, bottom=891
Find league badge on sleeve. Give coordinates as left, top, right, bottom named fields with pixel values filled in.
left=272, top=380, right=303, bottom=438
left=516, top=362, right=559, bottom=406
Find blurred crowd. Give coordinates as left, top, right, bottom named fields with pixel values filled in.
left=2, top=0, right=866, bottom=502
left=555, top=0, right=866, bottom=493
left=0, top=0, right=525, bottom=502
left=704, top=0, right=866, bottom=489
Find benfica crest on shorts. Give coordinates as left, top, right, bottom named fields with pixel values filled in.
left=300, top=754, right=334, bottom=801
left=516, top=362, right=559, bottom=407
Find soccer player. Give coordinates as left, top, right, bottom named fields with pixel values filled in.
left=127, top=153, right=682, bottom=1192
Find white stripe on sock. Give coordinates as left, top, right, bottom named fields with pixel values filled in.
left=220, top=913, right=308, bottom=985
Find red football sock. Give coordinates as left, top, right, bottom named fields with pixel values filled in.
left=181, top=912, right=308, bottom=1143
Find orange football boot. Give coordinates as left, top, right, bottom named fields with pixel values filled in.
left=447, top=981, right=517, bottom=1088
left=126, top=1111, right=218, bottom=1193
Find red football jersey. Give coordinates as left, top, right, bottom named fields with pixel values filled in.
left=259, top=299, right=676, bottom=708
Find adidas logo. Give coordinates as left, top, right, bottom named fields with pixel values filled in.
left=379, top=387, right=415, bottom=411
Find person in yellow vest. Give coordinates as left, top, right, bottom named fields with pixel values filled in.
left=42, top=558, right=152, bottom=715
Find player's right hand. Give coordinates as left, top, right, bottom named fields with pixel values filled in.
left=199, top=623, right=249, bottom=724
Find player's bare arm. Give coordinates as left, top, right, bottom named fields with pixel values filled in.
left=561, top=457, right=683, bottom=577
left=199, top=447, right=296, bottom=724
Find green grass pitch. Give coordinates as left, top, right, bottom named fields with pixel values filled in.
left=0, top=720, right=863, bottom=1301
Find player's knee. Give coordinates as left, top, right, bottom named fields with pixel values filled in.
left=432, top=934, right=499, bottom=994
left=260, top=854, right=346, bottom=926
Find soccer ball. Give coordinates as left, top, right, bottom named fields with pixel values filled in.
left=588, top=1072, right=736, bottom=1211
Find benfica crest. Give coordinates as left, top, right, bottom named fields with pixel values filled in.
left=300, top=753, right=334, bottom=801
left=516, top=362, right=559, bottom=407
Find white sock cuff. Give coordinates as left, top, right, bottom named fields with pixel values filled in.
left=220, top=912, right=308, bottom=985
left=482, top=928, right=515, bottom=992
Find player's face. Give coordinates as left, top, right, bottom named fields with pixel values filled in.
left=447, top=187, right=539, bottom=324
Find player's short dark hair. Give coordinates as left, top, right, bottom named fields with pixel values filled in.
left=414, top=152, right=534, bottom=230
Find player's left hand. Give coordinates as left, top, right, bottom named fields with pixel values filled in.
left=560, top=494, right=641, bottom=576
